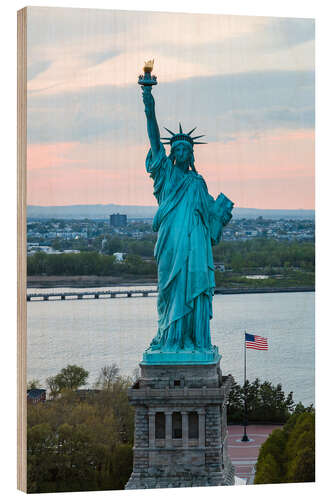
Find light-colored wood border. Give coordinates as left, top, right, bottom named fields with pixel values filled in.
left=17, top=7, right=27, bottom=493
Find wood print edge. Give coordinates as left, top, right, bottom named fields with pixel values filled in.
left=17, top=6, right=27, bottom=494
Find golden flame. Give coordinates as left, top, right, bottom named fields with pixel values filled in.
left=143, top=59, right=154, bottom=72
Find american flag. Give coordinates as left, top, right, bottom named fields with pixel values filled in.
left=245, top=333, right=268, bottom=350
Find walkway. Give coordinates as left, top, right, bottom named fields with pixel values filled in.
left=227, top=425, right=282, bottom=485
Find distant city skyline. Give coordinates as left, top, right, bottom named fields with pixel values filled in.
left=27, top=7, right=315, bottom=209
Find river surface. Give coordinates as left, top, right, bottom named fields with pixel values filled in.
left=27, top=290, right=315, bottom=406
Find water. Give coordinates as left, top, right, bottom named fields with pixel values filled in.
left=27, top=291, right=315, bottom=406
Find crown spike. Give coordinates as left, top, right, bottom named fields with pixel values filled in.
left=191, top=135, right=205, bottom=140
left=164, top=127, right=175, bottom=136
left=187, top=127, right=197, bottom=136
left=162, top=124, right=207, bottom=146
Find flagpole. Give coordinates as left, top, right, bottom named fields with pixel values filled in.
left=241, top=330, right=249, bottom=442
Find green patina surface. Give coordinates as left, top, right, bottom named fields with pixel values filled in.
left=140, top=76, right=233, bottom=365
left=142, top=143, right=233, bottom=364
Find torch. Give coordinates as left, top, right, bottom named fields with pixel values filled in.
left=138, top=59, right=157, bottom=88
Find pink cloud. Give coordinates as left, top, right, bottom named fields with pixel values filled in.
left=196, top=129, right=314, bottom=208
left=27, top=129, right=314, bottom=209
left=27, top=141, right=155, bottom=206
left=27, top=142, right=86, bottom=170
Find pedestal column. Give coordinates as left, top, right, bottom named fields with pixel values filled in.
left=148, top=410, right=156, bottom=448
left=181, top=411, right=188, bottom=448
left=165, top=411, right=172, bottom=448
left=198, top=409, right=206, bottom=448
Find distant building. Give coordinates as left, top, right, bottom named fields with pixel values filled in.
left=27, top=389, right=46, bottom=404
left=27, top=245, right=61, bottom=255
left=110, top=213, right=127, bottom=227
left=113, top=252, right=126, bottom=262
left=100, top=236, right=108, bottom=253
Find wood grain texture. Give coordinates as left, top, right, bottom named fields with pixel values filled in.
left=17, top=7, right=27, bottom=493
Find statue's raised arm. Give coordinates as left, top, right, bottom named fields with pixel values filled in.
left=138, top=60, right=160, bottom=158
left=142, top=87, right=160, bottom=158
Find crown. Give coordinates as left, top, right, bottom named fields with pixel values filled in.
left=161, top=123, right=207, bottom=147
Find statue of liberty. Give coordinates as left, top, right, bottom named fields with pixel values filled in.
left=139, top=61, right=234, bottom=364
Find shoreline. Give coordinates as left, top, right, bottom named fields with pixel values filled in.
left=27, top=276, right=314, bottom=295
left=27, top=275, right=157, bottom=288
left=214, top=286, right=314, bottom=294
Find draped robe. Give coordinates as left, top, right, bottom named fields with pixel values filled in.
left=146, top=144, right=233, bottom=352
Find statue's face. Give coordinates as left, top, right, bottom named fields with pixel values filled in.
left=172, top=142, right=192, bottom=166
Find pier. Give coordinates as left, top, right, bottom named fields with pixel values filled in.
left=27, top=289, right=158, bottom=301
left=26, top=286, right=314, bottom=302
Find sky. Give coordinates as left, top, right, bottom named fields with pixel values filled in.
left=27, top=7, right=315, bottom=209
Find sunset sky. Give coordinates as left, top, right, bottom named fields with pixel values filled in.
left=27, top=7, right=315, bottom=209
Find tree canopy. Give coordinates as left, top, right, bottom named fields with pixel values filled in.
left=27, top=239, right=314, bottom=279
left=27, top=365, right=134, bottom=493
left=255, top=408, right=315, bottom=484
left=46, top=365, right=89, bottom=397
left=227, top=378, right=295, bottom=424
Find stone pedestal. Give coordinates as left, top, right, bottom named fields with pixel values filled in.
left=125, top=360, right=235, bottom=489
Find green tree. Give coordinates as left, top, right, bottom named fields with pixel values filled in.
left=109, top=444, right=133, bottom=490
left=27, top=367, right=134, bottom=493
left=46, top=375, right=60, bottom=399
left=227, top=378, right=294, bottom=424
left=28, top=239, right=314, bottom=278
left=54, top=365, right=89, bottom=391
left=27, top=423, right=56, bottom=492
left=95, top=364, right=120, bottom=390
left=254, top=453, right=281, bottom=484
left=287, top=447, right=315, bottom=483
left=27, top=379, right=41, bottom=390
left=46, top=365, right=89, bottom=399
left=227, top=381, right=243, bottom=422
left=256, top=428, right=287, bottom=482
left=285, top=412, right=315, bottom=483
left=254, top=409, right=315, bottom=484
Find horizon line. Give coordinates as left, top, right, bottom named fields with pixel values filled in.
left=27, top=203, right=315, bottom=211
